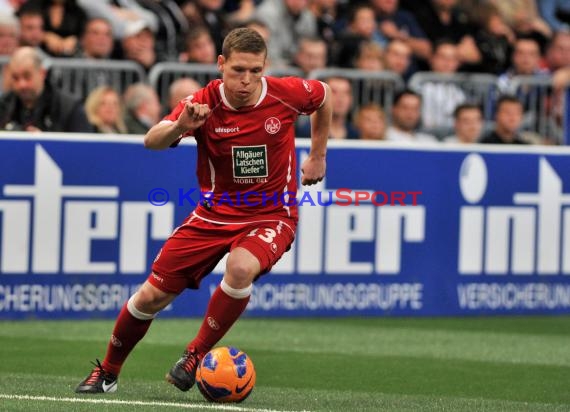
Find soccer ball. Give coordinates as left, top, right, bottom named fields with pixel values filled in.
left=196, top=346, right=256, bottom=403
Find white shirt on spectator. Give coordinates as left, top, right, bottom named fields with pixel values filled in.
left=386, top=127, right=438, bottom=143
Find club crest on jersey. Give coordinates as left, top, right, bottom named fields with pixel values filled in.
left=265, top=117, right=281, bottom=134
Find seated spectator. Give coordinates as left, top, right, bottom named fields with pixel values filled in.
left=309, top=0, right=340, bottom=44
left=0, top=12, right=19, bottom=56
left=26, top=0, right=88, bottom=57
left=181, top=0, right=229, bottom=55
left=16, top=7, right=45, bottom=49
left=335, top=4, right=387, bottom=67
left=544, top=30, right=570, bottom=71
left=120, top=20, right=159, bottom=71
left=353, top=41, right=384, bottom=71
left=538, top=0, right=570, bottom=32
left=296, top=76, right=358, bottom=140
left=401, top=0, right=481, bottom=66
left=77, top=18, right=115, bottom=59
left=444, top=103, right=483, bottom=143
left=292, top=36, right=327, bottom=77
left=167, top=77, right=202, bottom=112
left=354, top=103, right=387, bottom=140
left=77, top=0, right=159, bottom=40
left=498, top=37, right=549, bottom=133
left=84, top=86, right=127, bottom=134
left=122, top=83, right=162, bottom=134
left=386, top=89, right=438, bottom=143
left=419, top=40, right=466, bottom=133
left=383, top=38, right=412, bottom=81
left=371, top=0, right=432, bottom=62
left=0, top=46, right=92, bottom=132
left=471, top=3, right=515, bottom=74
left=254, top=0, right=317, bottom=67
left=490, top=0, right=551, bottom=49
left=481, top=95, right=529, bottom=144
left=179, top=25, right=217, bottom=64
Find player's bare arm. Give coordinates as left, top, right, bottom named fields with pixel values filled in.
left=144, top=103, right=211, bottom=150
left=302, top=83, right=332, bottom=186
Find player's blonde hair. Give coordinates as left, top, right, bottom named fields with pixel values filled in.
left=222, top=27, right=266, bottom=59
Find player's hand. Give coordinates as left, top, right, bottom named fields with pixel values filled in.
left=177, top=102, right=211, bottom=130
left=301, top=155, right=326, bottom=186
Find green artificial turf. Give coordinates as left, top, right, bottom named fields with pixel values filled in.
left=0, top=317, right=569, bottom=411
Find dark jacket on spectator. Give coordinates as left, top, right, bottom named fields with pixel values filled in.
left=0, top=83, right=93, bottom=132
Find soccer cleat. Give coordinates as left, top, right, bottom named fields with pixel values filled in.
left=166, top=348, right=202, bottom=392
left=75, top=360, right=118, bottom=394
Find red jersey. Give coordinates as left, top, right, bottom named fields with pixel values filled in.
left=162, top=76, right=326, bottom=223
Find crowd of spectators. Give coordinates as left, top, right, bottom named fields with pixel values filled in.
left=0, top=0, right=569, bottom=144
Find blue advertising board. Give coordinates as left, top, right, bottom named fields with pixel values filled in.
left=1, top=133, right=570, bottom=318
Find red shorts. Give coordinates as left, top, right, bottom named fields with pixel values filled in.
left=150, top=213, right=296, bottom=294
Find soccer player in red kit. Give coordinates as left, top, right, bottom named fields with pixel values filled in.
left=75, top=27, right=332, bottom=394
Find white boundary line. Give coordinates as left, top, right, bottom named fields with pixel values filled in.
left=0, top=394, right=312, bottom=412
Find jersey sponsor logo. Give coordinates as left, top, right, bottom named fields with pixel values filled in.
left=215, top=126, right=240, bottom=134
left=302, top=80, right=312, bottom=93
left=264, top=117, right=281, bottom=134
left=232, top=145, right=269, bottom=179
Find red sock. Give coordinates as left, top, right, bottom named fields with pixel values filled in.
left=188, top=284, right=250, bottom=355
left=101, top=301, right=153, bottom=376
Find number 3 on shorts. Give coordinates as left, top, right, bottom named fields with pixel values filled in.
left=247, top=227, right=277, bottom=243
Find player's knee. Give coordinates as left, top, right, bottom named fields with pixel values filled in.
left=132, top=281, right=173, bottom=314
left=225, top=257, right=256, bottom=288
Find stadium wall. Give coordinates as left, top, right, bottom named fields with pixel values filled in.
left=1, top=133, right=570, bottom=319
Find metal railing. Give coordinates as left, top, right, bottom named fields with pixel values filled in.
left=148, top=62, right=219, bottom=106
left=45, top=58, right=146, bottom=101
left=308, top=68, right=405, bottom=119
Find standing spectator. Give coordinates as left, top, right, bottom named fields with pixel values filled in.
left=444, top=103, right=483, bottom=143
left=254, top=0, right=317, bottom=67
left=354, top=103, right=387, bottom=140
left=383, top=38, right=412, bottom=80
left=544, top=30, right=570, bottom=72
left=419, top=40, right=466, bottom=132
left=84, top=86, right=127, bottom=134
left=370, top=0, right=432, bottom=62
left=0, top=12, right=19, bottom=56
left=26, top=0, right=88, bottom=57
left=167, top=77, right=202, bottom=112
left=292, top=36, right=327, bottom=76
left=77, top=18, right=115, bottom=59
left=16, top=7, right=45, bottom=49
left=481, top=95, right=528, bottom=144
left=0, top=47, right=92, bottom=132
left=538, top=0, right=570, bottom=32
left=178, top=25, right=217, bottom=64
left=401, top=0, right=481, bottom=66
left=386, top=89, right=438, bottom=143
left=122, top=82, right=162, bottom=134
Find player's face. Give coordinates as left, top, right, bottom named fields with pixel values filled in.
left=218, top=51, right=266, bottom=108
